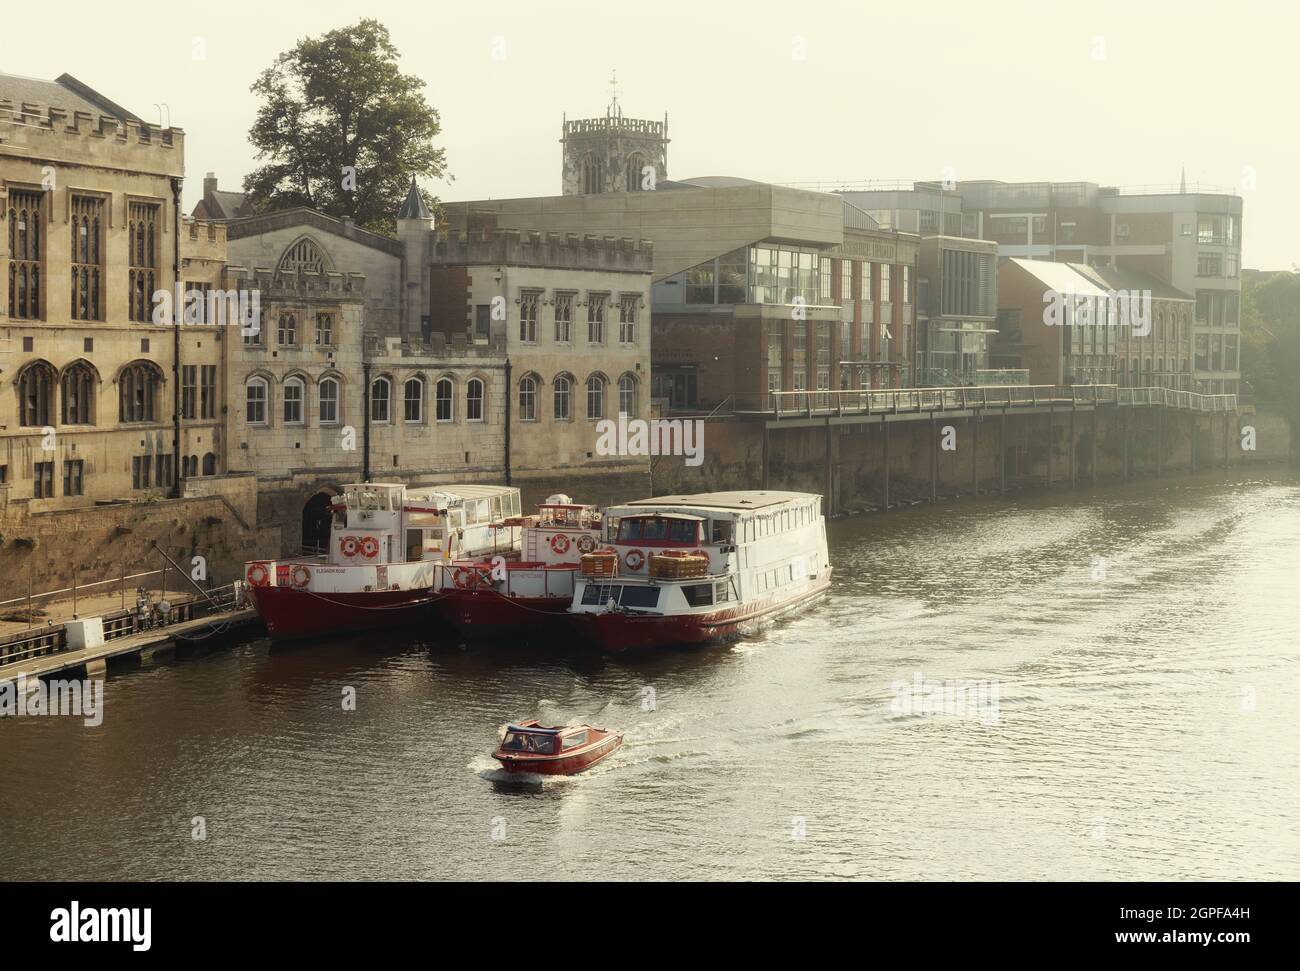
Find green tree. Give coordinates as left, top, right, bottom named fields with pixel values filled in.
left=244, top=19, right=446, bottom=236
left=1241, top=269, right=1300, bottom=445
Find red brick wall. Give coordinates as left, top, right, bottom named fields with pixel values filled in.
left=651, top=313, right=743, bottom=408
left=997, top=263, right=1064, bottom=385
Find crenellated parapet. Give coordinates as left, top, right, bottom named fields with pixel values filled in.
left=0, top=100, right=183, bottom=177
left=227, top=264, right=367, bottom=300
left=369, top=332, right=507, bottom=360
left=0, top=104, right=184, bottom=181
left=432, top=229, right=654, bottom=273
left=563, top=115, right=667, bottom=138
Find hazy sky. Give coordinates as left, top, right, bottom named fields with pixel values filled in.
left=5, top=0, right=1296, bottom=268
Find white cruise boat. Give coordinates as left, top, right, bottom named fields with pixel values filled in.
left=568, top=491, right=830, bottom=652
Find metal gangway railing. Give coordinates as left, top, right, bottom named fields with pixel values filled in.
left=733, top=384, right=1237, bottom=419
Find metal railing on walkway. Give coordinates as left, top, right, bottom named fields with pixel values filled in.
left=731, top=385, right=1237, bottom=419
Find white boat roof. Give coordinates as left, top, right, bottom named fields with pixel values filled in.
left=408, top=483, right=517, bottom=501
left=342, top=482, right=517, bottom=502
left=619, top=491, right=821, bottom=512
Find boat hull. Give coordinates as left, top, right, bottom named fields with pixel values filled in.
left=492, top=734, right=623, bottom=775
left=250, top=584, right=439, bottom=640
left=571, top=574, right=831, bottom=653
left=436, top=588, right=573, bottom=640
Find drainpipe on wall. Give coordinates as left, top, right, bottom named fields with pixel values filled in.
left=503, top=358, right=512, bottom=485
left=171, top=177, right=183, bottom=499
left=362, top=360, right=372, bottom=483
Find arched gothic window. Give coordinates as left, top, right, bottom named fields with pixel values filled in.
left=466, top=378, right=485, bottom=422
left=586, top=374, right=606, bottom=420
left=618, top=373, right=637, bottom=417
left=119, top=361, right=162, bottom=423
left=582, top=155, right=603, bottom=194
left=553, top=374, right=573, bottom=421
left=17, top=361, right=55, bottom=427
left=61, top=361, right=95, bottom=425
left=277, top=237, right=328, bottom=275
left=626, top=154, right=648, bottom=191
left=518, top=373, right=539, bottom=422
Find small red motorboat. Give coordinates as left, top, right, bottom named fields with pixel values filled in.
left=491, top=720, right=623, bottom=775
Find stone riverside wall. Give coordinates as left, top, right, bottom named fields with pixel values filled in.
left=1, top=408, right=1286, bottom=604
left=652, top=408, right=1293, bottom=513
left=0, top=475, right=280, bottom=605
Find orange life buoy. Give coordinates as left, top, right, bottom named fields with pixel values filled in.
left=340, top=535, right=359, bottom=557
left=624, top=548, right=646, bottom=571
left=577, top=535, right=596, bottom=554
left=453, top=567, right=471, bottom=590
left=360, top=536, right=380, bottom=559
left=550, top=533, right=572, bottom=555
left=692, top=548, right=709, bottom=560
left=290, top=564, right=311, bottom=589
left=245, top=562, right=270, bottom=587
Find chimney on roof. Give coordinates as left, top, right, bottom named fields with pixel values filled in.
left=204, top=172, right=217, bottom=196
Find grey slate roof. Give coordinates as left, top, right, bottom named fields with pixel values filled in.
left=396, top=177, right=432, bottom=220
left=0, top=71, right=141, bottom=122
left=1069, top=263, right=1193, bottom=302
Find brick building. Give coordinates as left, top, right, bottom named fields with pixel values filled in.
left=994, top=259, right=1194, bottom=389
left=842, top=179, right=1243, bottom=394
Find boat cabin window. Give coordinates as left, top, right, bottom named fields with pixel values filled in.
left=709, top=519, right=734, bottom=544
left=715, top=581, right=731, bottom=603
left=502, top=732, right=554, bottom=754
left=682, top=584, right=714, bottom=607
left=681, top=584, right=712, bottom=608
left=561, top=731, right=589, bottom=750
left=580, top=584, right=661, bottom=609
left=353, top=489, right=395, bottom=512
left=617, top=516, right=697, bottom=544
left=491, top=495, right=502, bottom=520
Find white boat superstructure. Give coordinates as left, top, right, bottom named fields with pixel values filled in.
left=568, top=490, right=830, bottom=651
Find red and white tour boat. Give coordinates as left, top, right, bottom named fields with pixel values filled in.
left=568, top=491, right=831, bottom=652
left=244, top=482, right=523, bottom=639
left=433, top=495, right=602, bottom=640
left=491, top=720, right=623, bottom=775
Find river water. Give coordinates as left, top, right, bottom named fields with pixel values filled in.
left=2, top=470, right=1298, bottom=881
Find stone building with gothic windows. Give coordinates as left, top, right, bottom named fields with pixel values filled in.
left=0, top=72, right=273, bottom=600
left=221, top=250, right=506, bottom=555
left=0, top=72, right=229, bottom=512
left=215, top=184, right=655, bottom=553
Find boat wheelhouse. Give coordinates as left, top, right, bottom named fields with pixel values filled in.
left=434, top=496, right=603, bottom=639
left=244, top=483, right=522, bottom=639
left=568, top=491, right=830, bottom=652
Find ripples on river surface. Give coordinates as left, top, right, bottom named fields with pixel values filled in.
left=2, top=471, right=1298, bottom=880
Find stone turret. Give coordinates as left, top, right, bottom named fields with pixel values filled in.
left=396, top=176, right=434, bottom=344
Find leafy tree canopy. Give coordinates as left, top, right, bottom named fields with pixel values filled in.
left=243, top=19, right=446, bottom=236
left=1241, top=268, right=1300, bottom=440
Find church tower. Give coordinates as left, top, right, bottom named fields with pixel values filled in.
left=561, top=75, right=669, bottom=195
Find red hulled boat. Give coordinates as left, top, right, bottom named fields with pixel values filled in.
left=491, top=720, right=623, bottom=775
left=245, top=482, right=523, bottom=640
left=433, top=496, right=603, bottom=640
